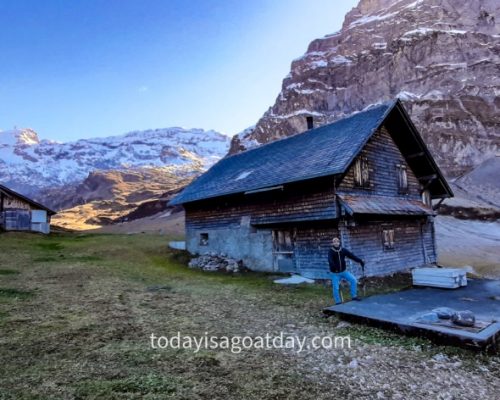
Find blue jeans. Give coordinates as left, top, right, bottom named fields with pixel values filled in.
left=331, top=271, right=357, bottom=304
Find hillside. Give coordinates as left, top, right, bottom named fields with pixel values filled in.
left=49, top=167, right=190, bottom=230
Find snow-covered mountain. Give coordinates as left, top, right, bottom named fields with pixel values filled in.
left=0, top=127, right=230, bottom=195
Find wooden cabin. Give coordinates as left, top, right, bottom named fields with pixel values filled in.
left=0, top=184, right=56, bottom=234
left=169, top=100, right=453, bottom=278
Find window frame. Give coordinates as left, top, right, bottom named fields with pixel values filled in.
left=422, top=189, right=432, bottom=207
left=354, top=156, right=370, bottom=188
left=396, top=164, right=409, bottom=194
left=199, top=233, right=209, bottom=246
left=382, top=227, right=395, bottom=251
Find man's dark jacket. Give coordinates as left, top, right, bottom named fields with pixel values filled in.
left=328, top=247, right=364, bottom=273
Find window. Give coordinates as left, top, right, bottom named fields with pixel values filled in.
left=199, top=233, right=209, bottom=246
left=273, top=230, right=296, bottom=272
left=274, top=230, right=295, bottom=253
left=397, top=164, right=408, bottom=193
left=382, top=228, right=395, bottom=250
left=306, top=116, right=314, bottom=130
left=354, top=156, right=370, bottom=188
left=235, top=170, right=253, bottom=181
left=422, top=189, right=432, bottom=207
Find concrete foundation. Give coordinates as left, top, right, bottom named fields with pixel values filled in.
left=186, top=226, right=274, bottom=271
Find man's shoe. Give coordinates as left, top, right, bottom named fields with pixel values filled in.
left=335, top=302, right=342, bottom=305
left=352, top=297, right=362, bottom=301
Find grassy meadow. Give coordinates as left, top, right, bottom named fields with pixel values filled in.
left=0, top=232, right=498, bottom=399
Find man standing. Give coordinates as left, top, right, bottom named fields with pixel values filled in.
left=328, top=237, right=365, bottom=304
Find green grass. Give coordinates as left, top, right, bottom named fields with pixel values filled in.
left=34, top=242, right=64, bottom=251
left=0, top=269, right=20, bottom=275
left=0, top=231, right=497, bottom=399
left=74, top=374, right=188, bottom=398
left=0, top=287, right=33, bottom=300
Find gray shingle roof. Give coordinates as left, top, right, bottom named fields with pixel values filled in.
left=170, top=101, right=396, bottom=205
left=337, top=193, right=433, bottom=216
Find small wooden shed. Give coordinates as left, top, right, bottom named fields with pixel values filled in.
left=0, top=184, right=56, bottom=234
left=169, top=100, right=453, bottom=278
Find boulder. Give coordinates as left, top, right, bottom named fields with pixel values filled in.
left=451, top=310, right=476, bottom=327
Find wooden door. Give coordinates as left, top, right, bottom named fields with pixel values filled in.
left=272, top=229, right=297, bottom=272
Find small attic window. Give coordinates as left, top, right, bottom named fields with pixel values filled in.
left=199, top=233, right=209, bottom=246
left=422, top=189, right=432, bottom=207
left=382, top=228, right=395, bottom=250
left=235, top=170, right=253, bottom=180
left=306, top=116, right=314, bottom=130
left=354, top=156, right=370, bottom=188
left=396, top=164, right=408, bottom=193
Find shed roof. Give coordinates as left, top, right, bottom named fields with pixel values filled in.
left=0, top=184, right=57, bottom=215
left=337, top=193, right=434, bottom=216
left=170, top=99, right=452, bottom=205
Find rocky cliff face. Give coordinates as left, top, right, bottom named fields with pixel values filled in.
left=0, top=127, right=230, bottom=196
left=231, top=0, right=500, bottom=176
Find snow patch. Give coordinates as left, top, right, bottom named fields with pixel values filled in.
left=348, top=11, right=398, bottom=28
left=401, top=28, right=467, bottom=41
left=372, top=42, right=387, bottom=50
left=330, top=55, right=352, bottom=64
left=269, top=109, right=324, bottom=120
left=397, top=90, right=421, bottom=101
left=308, top=59, right=328, bottom=69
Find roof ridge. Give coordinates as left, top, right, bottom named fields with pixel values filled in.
left=223, top=100, right=396, bottom=162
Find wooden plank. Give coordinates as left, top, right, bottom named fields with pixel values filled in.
left=412, top=267, right=467, bottom=288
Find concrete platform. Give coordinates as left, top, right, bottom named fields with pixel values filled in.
left=323, top=279, right=500, bottom=351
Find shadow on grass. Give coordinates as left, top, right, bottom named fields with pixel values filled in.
left=0, top=269, right=20, bottom=275
left=0, top=287, right=33, bottom=299
left=74, top=374, right=188, bottom=398
left=34, top=242, right=64, bottom=251
left=33, top=255, right=103, bottom=264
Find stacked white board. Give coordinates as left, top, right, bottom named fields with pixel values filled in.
left=412, top=268, right=468, bottom=289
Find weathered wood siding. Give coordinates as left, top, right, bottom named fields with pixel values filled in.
left=294, top=225, right=339, bottom=279
left=422, top=217, right=437, bottom=264
left=342, top=218, right=430, bottom=277
left=185, top=179, right=337, bottom=230
left=0, top=192, right=51, bottom=233
left=338, top=125, right=422, bottom=199
left=184, top=178, right=337, bottom=271
left=1, top=194, right=33, bottom=211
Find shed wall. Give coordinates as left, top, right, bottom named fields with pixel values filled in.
left=343, top=218, right=434, bottom=277
left=0, top=193, right=51, bottom=233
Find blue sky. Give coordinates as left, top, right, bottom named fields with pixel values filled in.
left=0, top=0, right=358, bottom=141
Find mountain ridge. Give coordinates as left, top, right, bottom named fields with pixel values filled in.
left=0, top=126, right=230, bottom=196
left=230, top=0, right=500, bottom=177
